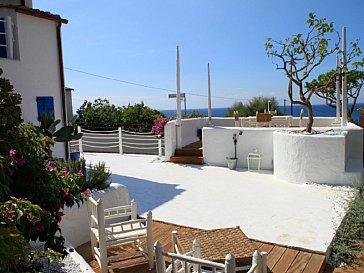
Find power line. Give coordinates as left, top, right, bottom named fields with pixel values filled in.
left=65, top=67, right=254, bottom=101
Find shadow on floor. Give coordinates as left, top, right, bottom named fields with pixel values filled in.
left=110, top=173, right=185, bottom=215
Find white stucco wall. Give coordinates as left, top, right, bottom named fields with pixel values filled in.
left=273, top=131, right=347, bottom=185
left=202, top=123, right=363, bottom=185
left=203, top=126, right=275, bottom=169
left=181, top=118, right=206, bottom=147
left=60, top=183, right=130, bottom=248
left=164, top=120, right=177, bottom=160
left=0, top=10, right=66, bottom=158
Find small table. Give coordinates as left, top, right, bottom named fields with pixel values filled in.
left=175, top=227, right=256, bottom=264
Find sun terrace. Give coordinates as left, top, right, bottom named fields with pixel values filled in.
left=60, top=113, right=363, bottom=272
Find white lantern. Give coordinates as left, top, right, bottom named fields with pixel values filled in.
left=247, top=150, right=262, bottom=172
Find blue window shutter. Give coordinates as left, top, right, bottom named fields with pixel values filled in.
left=36, top=96, right=55, bottom=120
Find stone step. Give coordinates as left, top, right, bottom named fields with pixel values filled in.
left=174, top=148, right=203, bottom=157
left=170, top=156, right=204, bottom=165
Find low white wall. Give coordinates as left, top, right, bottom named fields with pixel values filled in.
left=291, top=117, right=337, bottom=127
left=181, top=118, right=206, bottom=147
left=203, top=126, right=275, bottom=170
left=60, top=183, right=130, bottom=248
left=165, top=117, right=208, bottom=160
left=164, top=120, right=177, bottom=160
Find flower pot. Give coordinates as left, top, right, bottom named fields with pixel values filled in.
left=226, top=157, right=238, bottom=170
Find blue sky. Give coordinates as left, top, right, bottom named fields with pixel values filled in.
left=37, top=0, right=364, bottom=111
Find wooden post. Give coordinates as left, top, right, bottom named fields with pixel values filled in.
left=176, top=46, right=182, bottom=149
left=192, top=239, right=201, bottom=272
left=172, top=231, right=178, bottom=253
left=131, top=199, right=137, bottom=220
left=342, top=27, right=348, bottom=127
left=97, top=199, right=108, bottom=273
left=146, top=211, right=154, bottom=269
left=336, top=56, right=341, bottom=123
left=77, top=126, right=83, bottom=153
left=87, top=197, right=96, bottom=257
left=299, top=109, right=304, bottom=127
left=252, top=250, right=263, bottom=273
left=207, top=63, right=213, bottom=126
left=234, top=111, right=239, bottom=127
left=118, top=127, right=123, bottom=155
left=154, top=241, right=166, bottom=273
left=158, top=135, right=162, bottom=156
left=225, top=253, right=235, bottom=273
left=261, top=251, right=267, bottom=273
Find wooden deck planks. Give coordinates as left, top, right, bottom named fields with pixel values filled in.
left=287, top=252, right=313, bottom=273
left=77, top=220, right=327, bottom=273
left=304, top=254, right=326, bottom=273
left=267, top=245, right=287, bottom=269
left=272, top=248, right=299, bottom=273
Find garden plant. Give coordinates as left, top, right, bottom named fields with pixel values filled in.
left=0, top=69, right=110, bottom=272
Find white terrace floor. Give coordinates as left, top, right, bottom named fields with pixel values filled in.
left=84, top=152, right=356, bottom=254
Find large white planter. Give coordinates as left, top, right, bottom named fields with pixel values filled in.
left=273, top=131, right=349, bottom=185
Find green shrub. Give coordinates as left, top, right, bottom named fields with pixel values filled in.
left=225, top=96, right=281, bottom=117
left=329, top=190, right=364, bottom=266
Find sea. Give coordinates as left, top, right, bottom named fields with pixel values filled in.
left=160, top=103, right=364, bottom=122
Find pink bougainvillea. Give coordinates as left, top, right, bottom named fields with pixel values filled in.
left=151, top=118, right=169, bottom=136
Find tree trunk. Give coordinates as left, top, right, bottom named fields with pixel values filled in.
left=306, top=102, right=313, bottom=133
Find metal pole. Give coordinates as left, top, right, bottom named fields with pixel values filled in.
left=336, top=56, right=341, bottom=123
left=207, top=63, right=213, bottom=125
left=184, top=95, right=187, bottom=116
left=176, top=46, right=182, bottom=148
left=284, top=99, right=286, bottom=115
left=290, top=61, right=293, bottom=116
left=341, top=27, right=348, bottom=127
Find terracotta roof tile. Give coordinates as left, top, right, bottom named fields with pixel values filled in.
left=0, top=4, right=67, bottom=24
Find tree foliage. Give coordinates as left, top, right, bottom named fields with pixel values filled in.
left=265, top=12, right=340, bottom=133
left=120, top=102, right=164, bottom=131
left=0, top=68, right=23, bottom=131
left=77, top=98, right=122, bottom=128
left=226, top=96, right=281, bottom=117
left=76, top=99, right=164, bottom=131
left=183, top=110, right=206, bottom=119
left=306, top=70, right=364, bottom=120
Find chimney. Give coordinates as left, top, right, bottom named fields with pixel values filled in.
left=24, top=0, right=32, bottom=8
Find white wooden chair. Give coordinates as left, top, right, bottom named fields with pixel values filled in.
left=87, top=197, right=154, bottom=273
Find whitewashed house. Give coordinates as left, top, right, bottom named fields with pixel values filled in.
left=0, top=0, right=70, bottom=159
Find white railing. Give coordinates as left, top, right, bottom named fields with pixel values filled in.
left=70, top=126, right=164, bottom=156
left=155, top=234, right=267, bottom=273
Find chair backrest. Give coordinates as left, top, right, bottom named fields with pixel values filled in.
left=154, top=241, right=236, bottom=273
left=87, top=196, right=137, bottom=225
left=87, top=196, right=154, bottom=271
left=256, top=113, right=272, bottom=123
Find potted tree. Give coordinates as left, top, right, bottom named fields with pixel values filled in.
left=226, top=131, right=242, bottom=170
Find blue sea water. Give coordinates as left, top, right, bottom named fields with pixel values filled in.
left=160, top=103, right=364, bottom=122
